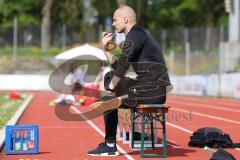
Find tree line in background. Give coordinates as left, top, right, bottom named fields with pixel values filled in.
left=0, top=0, right=227, bottom=50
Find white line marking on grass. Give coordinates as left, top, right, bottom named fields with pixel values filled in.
left=70, top=106, right=135, bottom=160
left=0, top=94, right=33, bottom=150
left=172, top=108, right=240, bottom=125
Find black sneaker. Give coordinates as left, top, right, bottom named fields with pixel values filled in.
left=87, top=142, right=119, bottom=156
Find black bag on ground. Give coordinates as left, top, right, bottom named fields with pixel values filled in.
left=188, top=127, right=234, bottom=148
left=210, top=148, right=236, bottom=160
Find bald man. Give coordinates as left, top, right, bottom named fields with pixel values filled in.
left=87, top=6, right=171, bottom=156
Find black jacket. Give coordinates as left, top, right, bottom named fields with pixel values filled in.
left=111, top=25, right=171, bottom=87
left=188, top=127, right=239, bottom=148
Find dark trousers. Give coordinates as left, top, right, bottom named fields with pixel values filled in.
left=103, top=71, right=167, bottom=143
left=104, top=109, right=118, bottom=143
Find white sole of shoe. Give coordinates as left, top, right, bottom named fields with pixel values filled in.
left=87, top=151, right=119, bottom=156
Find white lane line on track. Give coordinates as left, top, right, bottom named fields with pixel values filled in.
left=70, top=106, right=135, bottom=160
left=169, top=97, right=240, bottom=105
left=169, top=101, right=240, bottom=113
left=167, top=122, right=193, bottom=134
left=168, top=144, right=182, bottom=148
left=171, top=107, right=240, bottom=125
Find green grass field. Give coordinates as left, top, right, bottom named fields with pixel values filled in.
left=0, top=46, right=224, bottom=75
left=0, top=92, right=28, bottom=129
left=0, top=47, right=62, bottom=57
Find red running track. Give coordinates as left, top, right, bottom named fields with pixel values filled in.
left=0, top=92, right=240, bottom=160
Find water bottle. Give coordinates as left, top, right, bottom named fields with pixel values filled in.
left=11, top=131, right=16, bottom=150
left=15, top=131, right=21, bottom=151
left=22, top=131, right=29, bottom=151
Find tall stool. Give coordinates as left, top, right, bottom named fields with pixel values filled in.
left=131, top=104, right=169, bottom=158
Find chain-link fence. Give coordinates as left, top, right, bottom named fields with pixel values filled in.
left=0, top=25, right=101, bottom=48
left=0, top=23, right=233, bottom=75
left=152, top=26, right=228, bottom=54
left=152, top=26, right=228, bottom=75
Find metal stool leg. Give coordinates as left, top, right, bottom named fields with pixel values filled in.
left=162, top=113, right=167, bottom=158
left=140, top=115, right=146, bottom=158
left=150, top=115, right=155, bottom=149
left=140, top=108, right=168, bottom=158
